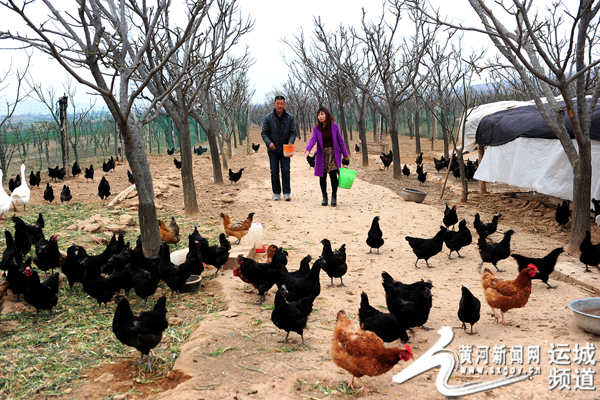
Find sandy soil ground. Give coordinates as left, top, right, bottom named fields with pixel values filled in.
left=15, top=130, right=600, bottom=400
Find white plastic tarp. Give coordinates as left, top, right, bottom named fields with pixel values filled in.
left=473, top=137, right=600, bottom=201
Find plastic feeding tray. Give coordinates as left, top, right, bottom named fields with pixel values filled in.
left=568, top=297, right=600, bottom=335
left=402, top=187, right=427, bottom=203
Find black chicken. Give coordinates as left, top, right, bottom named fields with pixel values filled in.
left=381, top=272, right=434, bottom=305
left=108, top=156, right=116, bottom=171
left=443, top=203, right=458, bottom=230
left=14, top=226, right=32, bottom=257
left=173, top=158, right=182, bottom=169
left=23, top=266, right=58, bottom=316
left=592, top=198, right=600, bottom=218
left=228, top=168, right=244, bottom=184
left=359, top=292, right=409, bottom=343
left=380, top=151, right=393, bottom=170
left=0, top=230, right=22, bottom=273
left=320, top=239, right=347, bottom=287
left=477, top=229, right=515, bottom=272
left=60, top=185, right=72, bottom=203
left=457, top=286, right=480, bottom=335
left=473, top=212, right=502, bottom=238
left=271, top=286, right=316, bottom=347
left=167, top=147, right=175, bottom=155
left=405, top=226, right=447, bottom=268
left=6, top=258, right=29, bottom=302
left=8, top=175, right=20, bottom=193
left=112, top=295, right=168, bottom=372
left=366, top=216, right=384, bottom=254
left=306, top=154, right=315, bottom=169
left=82, top=259, right=117, bottom=307
left=72, top=161, right=81, bottom=177
left=128, top=251, right=161, bottom=308
left=252, top=143, right=260, bottom=152
left=290, top=254, right=312, bottom=279
left=43, top=183, right=54, bottom=204
left=555, top=200, right=570, bottom=228
left=580, top=231, right=600, bottom=273
left=127, top=170, right=135, bottom=185
left=355, top=143, right=360, bottom=153
left=402, top=164, right=410, bottom=178
left=433, top=156, right=448, bottom=172
left=98, top=176, right=111, bottom=205
left=102, top=159, right=111, bottom=173
left=384, top=283, right=433, bottom=332
left=416, top=152, right=423, bottom=165
left=158, top=241, right=195, bottom=298
left=61, top=245, right=85, bottom=295
left=84, top=164, right=94, bottom=182
left=236, top=247, right=288, bottom=305
left=48, top=166, right=59, bottom=181
left=200, top=232, right=231, bottom=278
left=512, top=247, right=564, bottom=289
left=443, top=219, right=472, bottom=259
left=278, top=257, right=322, bottom=302
left=11, top=214, right=44, bottom=243
left=193, top=146, right=208, bottom=155
left=417, top=170, right=427, bottom=185
left=33, top=234, right=60, bottom=274
left=56, top=166, right=67, bottom=181
left=29, top=170, right=41, bottom=188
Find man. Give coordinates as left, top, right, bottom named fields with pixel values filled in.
left=261, top=95, right=296, bottom=201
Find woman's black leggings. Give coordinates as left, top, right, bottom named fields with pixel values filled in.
left=320, top=171, right=339, bottom=196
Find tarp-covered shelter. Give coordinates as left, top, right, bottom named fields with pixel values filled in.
left=462, top=99, right=600, bottom=202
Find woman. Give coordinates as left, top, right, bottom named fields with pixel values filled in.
left=303, top=107, right=350, bottom=206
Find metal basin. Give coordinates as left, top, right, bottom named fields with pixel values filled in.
left=568, top=297, right=600, bottom=335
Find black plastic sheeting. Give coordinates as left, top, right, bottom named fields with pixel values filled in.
left=476, top=99, right=600, bottom=147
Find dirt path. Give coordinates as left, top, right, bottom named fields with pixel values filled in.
left=147, top=149, right=600, bottom=400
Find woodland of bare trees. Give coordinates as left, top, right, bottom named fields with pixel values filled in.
left=1, top=0, right=599, bottom=254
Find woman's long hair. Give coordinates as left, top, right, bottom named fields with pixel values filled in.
left=317, top=106, right=335, bottom=131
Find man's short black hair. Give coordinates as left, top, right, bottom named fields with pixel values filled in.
left=274, top=95, right=286, bottom=102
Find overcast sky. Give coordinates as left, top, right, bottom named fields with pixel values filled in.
left=0, top=0, right=577, bottom=113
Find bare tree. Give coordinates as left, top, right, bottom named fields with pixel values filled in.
left=1, top=0, right=210, bottom=257
left=314, top=0, right=438, bottom=179
left=415, top=0, right=600, bottom=253
left=0, top=54, right=30, bottom=179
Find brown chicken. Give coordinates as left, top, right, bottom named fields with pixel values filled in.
left=265, top=244, right=278, bottom=263
left=220, top=212, right=255, bottom=244
left=0, top=281, right=10, bottom=314
left=481, top=264, right=539, bottom=326
left=331, top=310, right=413, bottom=394
left=159, top=218, right=180, bottom=244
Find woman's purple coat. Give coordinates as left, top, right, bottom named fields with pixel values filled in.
left=305, top=122, right=349, bottom=177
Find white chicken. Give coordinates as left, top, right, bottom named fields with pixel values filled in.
left=10, top=164, right=30, bottom=211
left=0, top=169, right=11, bottom=218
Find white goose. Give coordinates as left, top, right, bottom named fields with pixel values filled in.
left=10, top=164, right=30, bottom=211
left=0, top=169, right=11, bottom=218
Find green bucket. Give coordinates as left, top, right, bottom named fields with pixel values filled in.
left=338, top=167, right=358, bottom=189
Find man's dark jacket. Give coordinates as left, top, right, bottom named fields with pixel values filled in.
left=261, top=109, right=296, bottom=152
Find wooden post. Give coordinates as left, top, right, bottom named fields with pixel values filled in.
left=478, top=146, right=486, bottom=194
left=58, top=94, right=70, bottom=177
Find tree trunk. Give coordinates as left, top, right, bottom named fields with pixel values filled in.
left=337, top=97, right=350, bottom=153
left=415, top=111, right=421, bottom=154
left=122, top=120, right=161, bottom=258
left=358, top=115, right=369, bottom=166
left=570, top=143, right=592, bottom=254
left=389, top=107, right=402, bottom=180
left=456, top=149, right=468, bottom=203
